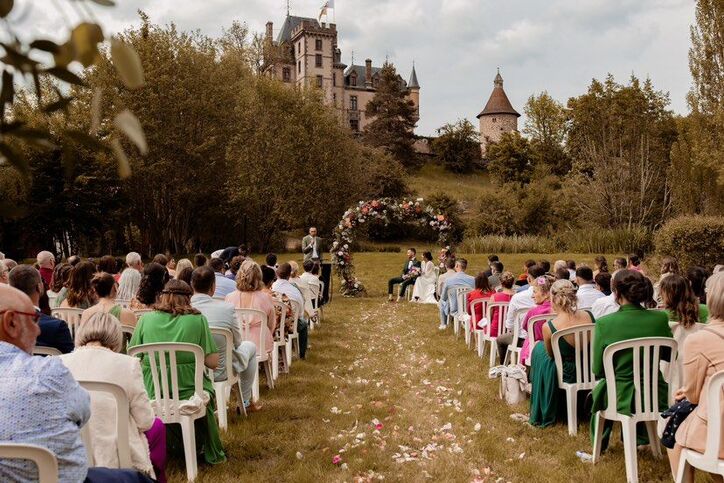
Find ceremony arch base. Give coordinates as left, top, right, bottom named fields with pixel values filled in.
left=331, top=198, right=452, bottom=297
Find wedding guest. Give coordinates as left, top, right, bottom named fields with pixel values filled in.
left=174, top=258, right=193, bottom=279
left=387, top=248, right=421, bottom=302
left=67, top=255, right=80, bottom=266
left=555, top=267, right=570, bottom=281
left=8, top=265, right=74, bottom=354
left=81, top=272, right=137, bottom=327
left=654, top=256, right=680, bottom=304
left=0, top=261, right=7, bottom=285
left=660, top=274, right=708, bottom=329
left=264, top=253, right=278, bottom=270
left=666, top=272, right=724, bottom=480
left=271, top=263, right=309, bottom=359
left=566, top=260, right=576, bottom=280
left=48, top=262, right=72, bottom=303
left=438, top=247, right=452, bottom=271
left=129, top=280, right=226, bottom=466
left=498, top=264, right=546, bottom=364
left=438, top=258, right=475, bottom=330
left=302, top=227, right=323, bottom=263
left=190, top=266, right=261, bottom=412
left=488, top=261, right=504, bottom=291
left=686, top=266, right=710, bottom=304
left=592, top=272, right=621, bottom=319
left=437, top=257, right=456, bottom=299
left=36, top=250, right=55, bottom=287
left=261, top=266, right=295, bottom=351
left=412, top=252, right=437, bottom=304
left=60, top=312, right=167, bottom=482
left=553, top=260, right=567, bottom=274
left=193, top=253, right=207, bottom=268
left=595, top=272, right=612, bottom=296
left=60, top=261, right=98, bottom=309
left=151, top=254, right=168, bottom=269
left=176, top=267, right=193, bottom=285
left=516, top=259, right=537, bottom=287
left=166, top=257, right=176, bottom=278
left=210, top=257, right=236, bottom=298
left=575, top=266, right=605, bottom=309
left=98, top=255, right=119, bottom=281
left=489, top=271, right=516, bottom=338
left=2, top=259, right=16, bottom=271
left=590, top=270, right=672, bottom=452
left=593, top=256, right=609, bottom=277
left=538, top=259, right=551, bottom=274
left=484, top=254, right=499, bottom=278
left=117, top=252, right=143, bottom=302
left=225, top=256, right=244, bottom=281
left=520, top=274, right=555, bottom=365
left=613, top=257, right=627, bottom=271
left=627, top=253, right=644, bottom=274
left=467, top=272, right=496, bottom=330
left=219, top=245, right=242, bottom=265
left=130, top=262, right=169, bottom=310
left=299, top=260, right=322, bottom=297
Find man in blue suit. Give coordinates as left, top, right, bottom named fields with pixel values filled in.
left=438, top=258, right=475, bottom=330
left=8, top=265, right=74, bottom=353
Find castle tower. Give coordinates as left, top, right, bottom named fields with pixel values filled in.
left=476, top=70, right=520, bottom=157
left=408, top=63, right=420, bottom=122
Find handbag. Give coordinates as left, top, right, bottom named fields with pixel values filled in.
left=499, top=364, right=527, bottom=405
left=658, top=399, right=697, bottom=449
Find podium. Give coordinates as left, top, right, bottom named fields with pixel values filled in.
left=320, top=262, right=333, bottom=305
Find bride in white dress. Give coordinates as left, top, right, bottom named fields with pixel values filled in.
left=411, top=252, right=437, bottom=304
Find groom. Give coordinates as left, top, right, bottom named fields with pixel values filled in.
left=387, top=248, right=421, bottom=302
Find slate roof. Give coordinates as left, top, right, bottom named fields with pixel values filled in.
left=408, top=65, right=419, bottom=89
left=277, top=15, right=320, bottom=43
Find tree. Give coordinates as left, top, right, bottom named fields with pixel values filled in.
left=362, top=62, right=418, bottom=168
left=523, top=92, right=571, bottom=176
left=431, top=119, right=481, bottom=173
left=485, top=132, right=533, bottom=186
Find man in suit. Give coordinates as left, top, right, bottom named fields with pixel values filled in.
left=8, top=265, right=73, bottom=353
left=438, top=258, right=475, bottom=330
left=189, top=266, right=261, bottom=412
left=302, top=227, right=323, bottom=264
left=388, top=248, right=422, bottom=302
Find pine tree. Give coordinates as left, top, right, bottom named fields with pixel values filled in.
left=362, top=62, right=418, bottom=168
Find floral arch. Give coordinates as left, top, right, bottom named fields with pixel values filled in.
left=331, top=198, right=453, bottom=297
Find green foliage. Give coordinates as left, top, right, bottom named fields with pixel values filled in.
left=557, top=227, right=654, bottom=254
left=523, top=91, right=567, bottom=146
left=485, top=132, right=533, bottom=186
left=431, top=119, right=480, bottom=173
left=459, top=235, right=558, bottom=254
left=655, top=216, right=724, bottom=270
left=470, top=190, right=518, bottom=236
left=425, top=192, right=465, bottom=243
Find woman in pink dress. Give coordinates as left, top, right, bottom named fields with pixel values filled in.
left=520, top=275, right=555, bottom=365
left=489, top=271, right=517, bottom=337
left=225, top=260, right=277, bottom=356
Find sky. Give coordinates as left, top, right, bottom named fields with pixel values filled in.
left=22, top=0, right=696, bottom=136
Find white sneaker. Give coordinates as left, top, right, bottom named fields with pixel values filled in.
left=438, top=324, right=447, bottom=330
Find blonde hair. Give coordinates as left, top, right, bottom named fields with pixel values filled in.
left=551, top=279, right=577, bottom=314
left=175, top=258, right=193, bottom=277
left=706, top=272, right=724, bottom=321
left=75, top=312, right=123, bottom=352
left=289, top=260, right=300, bottom=278
left=553, top=260, right=567, bottom=273
left=499, top=271, right=515, bottom=289
left=532, top=274, right=556, bottom=295
left=236, top=260, right=264, bottom=292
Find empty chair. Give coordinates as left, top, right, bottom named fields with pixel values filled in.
left=50, top=308, right=83, bottom=338
left=0, top=443, right=58, bottom=483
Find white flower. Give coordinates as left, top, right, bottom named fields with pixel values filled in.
left=340, top=261, right=345, bottom=265
left=337, top=251, right=344, bottom=256
left=343, top=244, right=348, bottom=249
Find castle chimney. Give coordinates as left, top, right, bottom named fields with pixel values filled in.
left=265, top=22, right=273, bottom=40
left=365, top=58, right=372, bottom=86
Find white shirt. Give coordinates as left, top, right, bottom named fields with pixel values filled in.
left=271, top=279, right=304, bottom=308
left=213, top=272, right=237, bottom=298
left=504, top=285, right=536, bottom=338
left=576, top=284, right=605, bottom=309
left=591, top=293, right=619, bottom=320
left=311, top=238, right=318, bottom=259
left=568, top=269, right=576, bottom=281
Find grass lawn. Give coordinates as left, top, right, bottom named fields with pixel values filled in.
left=167, top=252, right=702, bottom=483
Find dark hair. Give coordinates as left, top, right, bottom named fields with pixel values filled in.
left=408, top=247, right=417, bottom=255
left=98, top=255, right=117, bottom=274
left=614, top=257, right=627, bottom=270
left=191, top=266, right=215, bottom=294
left=555, top=267, right=570, bottom=280
left=266, top=253, right=277, bottom=267
left=261, top=266, right=277, bottom=287
left=595, top=256, right=609, bottom=273
left=91, top=272, right=116, bottom=298
left=115, top=257, right=125, bottom=273
left=422, top=251, right=433, bottom=262
left=152, top=254, right=168, bottom=266
left=686, top=266, right=710, bottom=304
left=456, top=258, right=468, bottom=270
left=566, top=259, right=576, bottom=270
left=445, top=257, right=456, bottom=269
left=229, top=256, right=245, bottom=274
left=660, top=256, right=679, bottom=275
left=136, top=262, right=169, bottom=306
left=8, top=265, right=41, bottom=297
left=613, top=270, right=653, bottom=306
left=524, top=259, right=536, bottom=269
left=538, top=259, right=551, bottom=273
left=277, top=262, right=292, bottom=280
left=475, top=272, right=492, bottom=292
left=311, top=263, right=320, bottom=276
left=154, top=279, right=199, bottom=316
left=595, top=272, right=612, bottom=295
left=238, top=244, right=249, bottom=257
left=490, top=261, right=504, bottom=274
left=628, top=254, right=640, bottom=267
left=660, top=274, right=700, bottom=328
left=66, top=261, right=97, bottom=307
left=209, top=257, right=225, bottom=272
left=193, top=253, right=207, bottom=268
left=576, top=266, right=594, bottom=282
left=488, top=254, right=499, bottom=263
left=176, top=267, right=193, bottom=285
left=528, top=264, right=546, bottom=279
left=303, top=260, right=315, bottom=273
left=50, top=263, right=72, bottom=293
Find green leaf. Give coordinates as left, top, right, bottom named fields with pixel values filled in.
left=0, top=0, right=13, bottom=18
left=70, top=23, right=104, bottom=67
left=0, top=142, right=28, bottom=178
left=111, top=138, right=131, bottom=178
left=45, top=67, right=86, bottom=86
left=89, top=0, right=115, bottom=5
left=114, top=109, right=147, bottom=154
left=1, top=70, right=13, bottom=106
left=111, top=39, right=144, bottom=89
left=29, top=39, right=60, bottom=53
left=43, top=96, right=73, bottom=113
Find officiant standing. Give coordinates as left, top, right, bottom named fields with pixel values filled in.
left=302, top=227, right=323, bottom=264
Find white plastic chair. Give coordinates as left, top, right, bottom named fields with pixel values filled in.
left=523, top=313, right=556, bottom=366
left=128, top=342, right=207, bottom=482
left=315, top=280, right=325, bottom=322
left=0, top=443, right=58, bottom=483
left=33, top=346, right=62, bottom=356
left=208, top=327, right=240, bottom=431
left=272, top=300, right=289, bottom=379
left=469, top=298, right=488, bottom=352
left=675, top=369, right=724, bottom=482
left=665, top=321, right=706, bottom=404
left=76, top=380, right=132, bottom=468
left=287, top=300, right=302, bottom=366
left=50, top=308, right=83, bottom=338
left=592, top=337, right=678, bottom=483
left=483, top=302, right=509, bottom=367
left=307, top=278, right=322, bottom=326
left=234, top=308, right=274, bottom=401
left=551, top=324, right=596, bottom=435
left=453, top=286, right=472, bottom=338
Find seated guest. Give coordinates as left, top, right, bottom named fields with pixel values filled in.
left=387, top=248, right=421, bottom=302
left=130, top=262, right=169, bottom=310
left=8, top=265, right=74, bottom=353
left=3, top=259, right=16, bottom=271
left=566, top=260, right=576, bottom=281
left=0, top=260, right=7, bottom=285
left=467, top=272, right=495, bottom=330
left=48, top=262, right=72, bottom=302
left=210, top=257, right=236, bottom=298
left=686, top=266, right=710, bottom=304
left=590, top=270, right=673, bottom=452
left=81, top=272, right=137, bottom=327
left=489, top=271, right=516, bottom=337
left=438, top=247, right=452, bottom=271
left=261, top=266, right=294, bottom=340
left=627, top=253, right=644, bottom=274
left=219, top=245, right=242, bottom=265
left=193, top=253, right=207, bottom=268
left=666, top=271, right=724, bottom=480
left=593, top=256, right=609, bottom=277
left=225, top=261, right=277, bottom=359
left=553, top=260, right=567, bottom=274
left=225, top=255, right=244, bottom=281
left=529, top=280, right=595, bottom=427
left=36, top=250, right=55, bottom=287
left=613, top=257, right=627, bottom=271
left=151, top=253, right=168, bottom=270
left=60, top=312, right=167, bottom=482
left=190, top=267, right=261, bottom=412
left=117, top=252, right=143, bottom=301
left=174, top=258, right=193, bottom=279
left=300, top=260, right=322, bottom=293
left=520, top=274, right=555, bottom=365
left=538, top=259, right=551, bottom=274
left=264, top=253, right=278, bottom=270
left=438, top=258, right=475, bottom=330
left=555, top=267, right=570, bottom=281
left=411, top=252, right=437, bottom=304
left=497, top=264, right=546, bottom=364
left=166, top=257, right=177, bottom=278
left=60, top=260, right=98, bottom=309
left=591, top=272, right=621, bottom=319
left=0, top=285, right=152, bottom=482
left=271, top=263, right=309, bottom=359
left=516, top=259, right=537, bottom=287
left=654, top=256, right=680, bottom=304
left=129, top=280, right=226, bottom=466
left=595, top=272, right=612, bottom=296
left=488, top=261, right=504, bottom=291
left=176, top=266, right=193, bottom=285
left=437, top=257, right=456, bottom=299
left=98, top=255, right=119, bottom=282
left=575, top=266, right=605, bottom=308
left=660, top=274, right=708, bottom=340
left=483, top=254, right=499, bottom=278
left=67, top=255, right=81, bottom=266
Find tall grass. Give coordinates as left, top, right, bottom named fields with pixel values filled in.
left=459, top=235, right=558, bottom=254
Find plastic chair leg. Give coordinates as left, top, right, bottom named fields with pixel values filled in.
left=263, top=361, right=274, bottom=390
left=285, top=340, right=293, bottom=368
left=645, top=421, right=662, bottom=459
left=252, top=369, right=260, bottom=402
left=621, top=418, right=639, bottom=483
left=215, top=382, right=228, bottom=432
left=271, top=348, right=279, bottom=380
left=592, top=412, right=605, bottom=463
left=236, top=381, right=247, bottom=417
left=674, top=453, right=694, bottom=483
left=565, top=388, right=578, bottom=436
left=180, top=416, right=198, bottom=481
left=488, top=343, right=497, bottom=370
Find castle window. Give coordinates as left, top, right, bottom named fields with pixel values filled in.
left=298, top=60, right=301, bottom=73
left=315, top=54, right=322, bottom=67
left=282, top=67, right=290, bottom=82
left=350, top=119, right=359, bottom=131
left=350, top=74, right=357, bottom=87
left=297, top=42, right=301, bottom=54
left=350, top=95, right=358, bottom=110
left=333, top=73, right=336, bottom=86
left=492, top=117, right=497, bottom=123
left=316, top=75, right=323, bottom=88
left=315, top=39, right=322, bottom=51
left=373, top=77, right=379, bottom=88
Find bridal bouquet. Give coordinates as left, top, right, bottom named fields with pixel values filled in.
left=403, top=266, right=421, bottom=280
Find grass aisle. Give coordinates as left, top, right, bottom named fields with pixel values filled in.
left=188, top=295, right=675, bottom=482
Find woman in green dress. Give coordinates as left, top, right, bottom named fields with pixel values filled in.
left=129, top=279, right=226, bottom=466
left=589, top=269, right=673, bottom=452
left=529, top=279, right=595, bottom=427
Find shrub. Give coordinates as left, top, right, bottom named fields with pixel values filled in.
left=471, top=191, right=518, bottom=236
left=459, top=235, right=558, bottom=254
left=655, top=216, right=724, bottom=270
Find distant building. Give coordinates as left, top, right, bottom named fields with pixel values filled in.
left=263, top=14, right=420, bottom=132
left=477, top=70, right=520, bottom=157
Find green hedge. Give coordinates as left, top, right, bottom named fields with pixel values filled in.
left=655, top=216, right=724, bottom=269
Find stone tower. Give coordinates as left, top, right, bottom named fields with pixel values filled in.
left=408, top=63, right=420, bottom=122
left=476, top=70, right=520, bottom=157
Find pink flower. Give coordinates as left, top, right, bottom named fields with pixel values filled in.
left=375, top=423, right=384, bottom=430
left=332, top=455, right=342, bottom=465
left=437, top=214, right=445, bottom=221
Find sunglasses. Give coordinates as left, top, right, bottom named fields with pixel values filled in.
left=0, top=309, right=41, bottom=324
